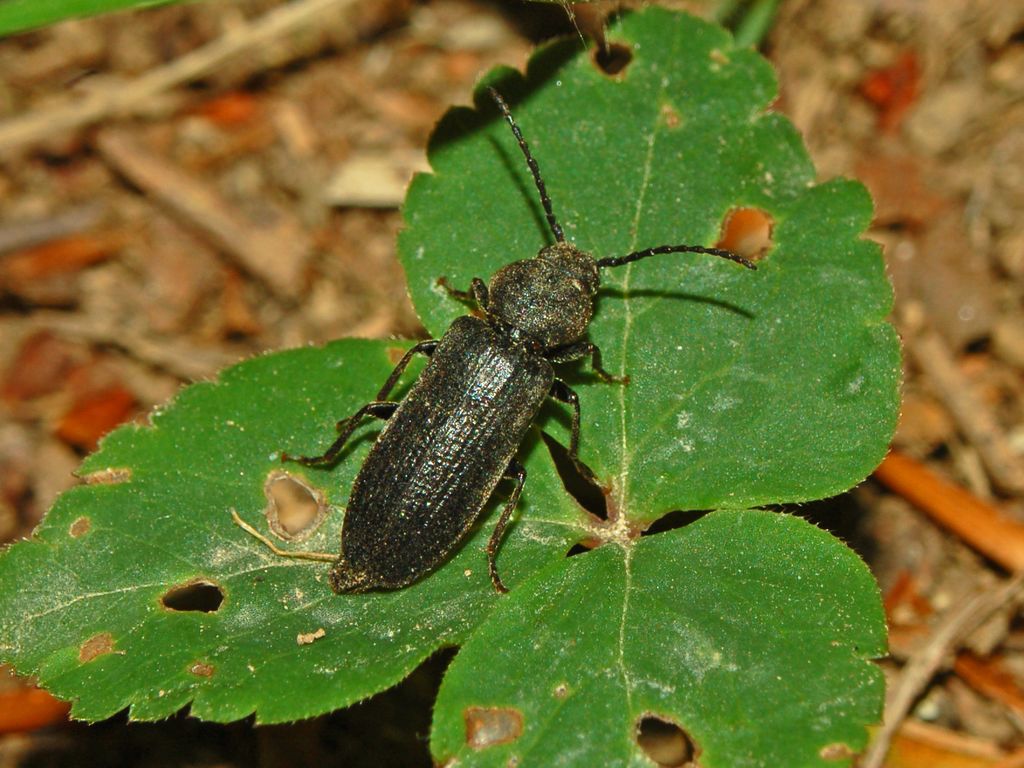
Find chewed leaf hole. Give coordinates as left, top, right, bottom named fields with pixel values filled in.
left=566, top=541, right=594, bottom=557
left=541, top=432, right=607, bottom=520
left=641, top=510, right=709, bottom=538
left=161, top=580, right=224, bottom=613
left=636, top=714, right=698, bottom=767
left=716, top=206, right=774, bottom=262
left=593, top=42, right=633, bottom=77
left=464, top=706, right=524, bottom=750
left=265, top=470, right=326, bottom=541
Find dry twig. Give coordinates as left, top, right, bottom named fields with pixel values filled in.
left=96, top=129, right=309, bottom=299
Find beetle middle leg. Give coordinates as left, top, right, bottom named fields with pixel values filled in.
left=284, top=401, right=398, bottom=467
left=486, top=459, right=526, bottom=594
left=283, top=339, right=438, bottom=467
left=548, top=379, right=598, bottom=484
left=547, top=340, right=628, bottom=385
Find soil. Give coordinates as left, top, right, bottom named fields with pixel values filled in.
left=0, top=1, right=1022, bottom=766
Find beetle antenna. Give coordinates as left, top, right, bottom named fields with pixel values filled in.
left=488, top=86, right=565, bottom=244
left=596, top=244, right=757, bottom=270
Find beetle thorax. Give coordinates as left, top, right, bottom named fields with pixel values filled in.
left=487, top=241, right=600, bottom=350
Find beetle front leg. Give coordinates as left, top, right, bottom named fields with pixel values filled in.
left=546, top=341, right=628, bottom=384
left=436, top=276, right=489, bottom=311
left=486, top=459, right=526, bottom=594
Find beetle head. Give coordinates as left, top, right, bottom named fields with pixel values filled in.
left=487, top=241, right=600, bottom=350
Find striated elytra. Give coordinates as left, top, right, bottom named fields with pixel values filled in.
left=244, top=87, right=756, bottom=594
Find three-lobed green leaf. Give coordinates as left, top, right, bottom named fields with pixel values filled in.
left=0, top=9, right=897, bottom=766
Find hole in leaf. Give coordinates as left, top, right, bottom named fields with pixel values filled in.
left=820, top=742, right=855, bottom=761
left=716, top=206, right=774, bottom=261
left=464, top=706, right=524, bottom=750
left=161, top=580, right=224, bottom=613
left=641, top=510, right=710, bottom=538
left=636, top=714, right=698, bottom=767
left=566, top=541, right=593, bottom=557
left=593, top=42, right=633, bottom=77
left=264, top=470, right=326, bottom=541
left=69, top=516, right=91, bottom=537
left=541, top=432, right=607, bottom=520
left=79, top=632, right=116, bottom=663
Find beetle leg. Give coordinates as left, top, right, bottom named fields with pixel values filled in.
left=283, top=401, right=398, bottom=467
left=282, top=339, right=437, bottom=467
left=436, top=276, right=490, bottom=311
left=546, top=341, right=628, bottom=384
left=487, top=459, right=526, bottom=594
left=548, top=379, right=598, bottom=484
left=376, top=339, right=439, bottom=400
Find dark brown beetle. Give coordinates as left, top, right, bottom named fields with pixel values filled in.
left=235, top=88, right=755, bottom=593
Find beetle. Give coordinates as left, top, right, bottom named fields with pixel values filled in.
left=233, top=87, right=755, bottom=594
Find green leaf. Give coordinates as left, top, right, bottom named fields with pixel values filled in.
left=400, top=9, right=899, bottom=526
left=432, top=511, right=886, bottom=767
left=0, top=0, right=179, bottom=36
left=0, top=340, right=580, bottom=722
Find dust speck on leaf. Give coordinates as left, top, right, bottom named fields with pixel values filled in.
left=81, top=467, right=131, bottom=485
left=819, top=742, right=854, bottom=761
left=79, top=632, right=117, bottom=663
left=264, top=470, right=326, bottom=541
left=189, top=661, right=215, bottom=677
left=69, top=517, right=91, bottom=537
left=660, top=103, right=681, bottom=129
left=464, top=706, right=524, bottom=750
left=297, top=628, right=326, bottom=645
